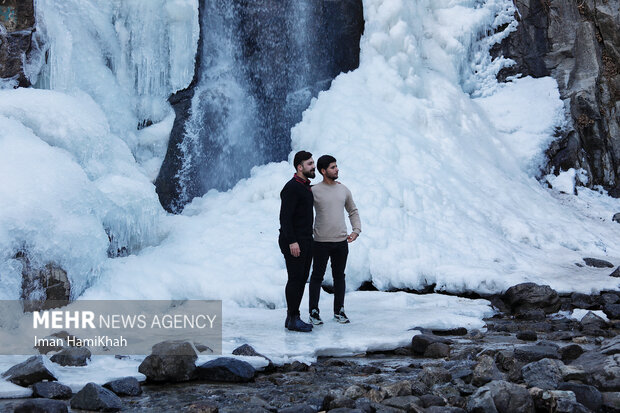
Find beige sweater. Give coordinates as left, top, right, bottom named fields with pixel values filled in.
left=312, top=181, right=361, bottom=242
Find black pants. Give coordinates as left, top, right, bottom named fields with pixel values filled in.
left=309, top=240, right=349, bottom=314
left=279, top=237, right=313, bottom=317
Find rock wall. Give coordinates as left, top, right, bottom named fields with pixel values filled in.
left=496, top=0, right=620, bottom=194
left=0, top=0, right=37, bottom=87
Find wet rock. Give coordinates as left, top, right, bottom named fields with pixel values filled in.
left=419, top=367, right=452, bottom=388
left=515, top=309, right=546, bottom=321
left=361, top=365, right=381, bottom=374
left=602, top=392, right=620, bottom=411
left=32, top=381, right=72, bottom=399
left=50, top=346, right=91, bottom=367
left=411, top=334, right=452, bottom=355
left=381, top=380, right=412, bottom=397
left=197, top=357, right=255, bottom=383
left=521, top=358, right=564, bottom=389
left=282, top=361, right=310, bottom=372
left=472, top=355, right=504, bottom=387
left=559, top=344, right=584, bottom=361
left=431, top=327, right=467, bottom=336
left=70, top=382, right=122, bottom=412
left=138, top=340, right=198, bottom=383
left=573, top=351, right=620, bottom=391
left=18, top=253, right=71, bottom=312
left=516, top=331, right=537, bottom=341
left=344, top=385, right=366, bottom=400
left=103, top=377, right=142, bottom=396
left=2, top=355, right=56, bottom=386
left=467, top=380, right=534, bottom=413
left=601, top=335, right=620, bottom=355
left=604, top=303, right=620, bottom=320
left=424, top=343, right=450, bottom=359
left=558, top=382, right=603, bottom=412
left=610, top=267, right=620, bottom=277
left=232, top=343, right=272, bottom=366
left=381, top=395, right=422, bottom=411
left=419, top=394, right=446, bottom=407
left=514, top=344, right=559, bottom=363
left=14, top=399, right=68, bottom=413
left=502, top=283, right=560, bottom=315
left=583, top=257, right=614, bottom=268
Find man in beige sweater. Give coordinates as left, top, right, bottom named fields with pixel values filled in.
left=309, top=155, right=361, bottom=325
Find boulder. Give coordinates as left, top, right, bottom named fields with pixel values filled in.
left=2, top=355, right=56, bottom=386
left=70, top=382, right=122, bottom=412
left=521, top=358, right=564, bottom=390
left=344, top=385, right=366, bottom=400
left=424, top=342, right=450, bottom=359
left=601, top=335, right=620, bottom=355
left=516, top=331, right=537, bottom=341
left=138, top=340, right=198, bottom=382
left=558, top=382, right=603, bottom=412
left=411, top=334, right=452, bottom=355
left=196, top=357, right=255, bottom=382
left=431, top=327, right=467, bottom=336
left=529, top=388, right=589, bottom=413
left=381, top=380, right=412, bottom=397
left=279, top=404, right=316, bottom=413
left=466, top=380, right=534, bottom=413
left=502, top=283, right=560, bottom=314
left=32, top=381, right=72, bottom=399
left=232, top=343, right=273, bottom=371
left=559, top=344, right=584, bottom=361
left=602, top=392, right=620, bottom=411
left=103, top=376, right=142, bottom=396
left=425, top=408, right=466, bottom=413
left=14, top=399, right=68, bottom=413
left=50, top=346, right=91, bottom=367
left=381, top=396, right=423, bottom=411
left=514, top=345, right=559, bottom=363
left=604, top=303, right=620, bottom=319
left=583, top=257, right=614, bottom=268
left=472, top=355, right=504, bottom=387
left=613, top=213, right=620, bottom=223
left=573, top=351, right=620, bottom=391
left=418, top=366, right=452, bottom=388
left=419, top=394, right=446, bottom=407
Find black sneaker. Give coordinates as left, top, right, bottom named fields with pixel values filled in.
left=334, top=308, right=350, bottom=324
left=287, top=316, right=313, bottom=332
left=309, top=309, right=324, bottom=325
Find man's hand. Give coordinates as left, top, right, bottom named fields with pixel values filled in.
left=289, top=242, right=301, bottom=257
left=347, top=232, right=359, bottom=243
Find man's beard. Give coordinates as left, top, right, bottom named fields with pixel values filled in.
left=303, top=169, right=316, bottom=179
left=327, top=172, right=338, bottom=180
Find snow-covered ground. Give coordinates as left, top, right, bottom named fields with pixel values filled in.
left=1, top=0, right=620, bottom=396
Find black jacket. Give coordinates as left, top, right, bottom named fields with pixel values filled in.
left=279, top=176, right=314, bottom=244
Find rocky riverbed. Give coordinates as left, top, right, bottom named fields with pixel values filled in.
left=1, top=283, right=620, bottom=412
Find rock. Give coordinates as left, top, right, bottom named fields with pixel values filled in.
left=580, top=311, right=608, bottom=329
left=381, top=395, right=423, bottom=411
left=103, top=376, right=142, bottom=396
left=2, top=355, right=56, bottom=386
left=424, top=343, right=451, bottom=359
left=602, top=392, right=620, bottom=411
left=559, top=365, right=588, bottom=382
left=419, top=394, right=446, bottom=407
left=367, top=388, right=387, bottom=403
left=419, top=366, right=452, bottom=389
left=516, top=331, right=537, bottom=341
left=50, top=346, right=91, bottom=367
left=70, top=382, right=122, bottom=412
left=369, top=404, right=402, bottom=413
left=32, top=381, right=72, bottom=399
left=472, top=355, right=504, bottom=387
left=17, top=253, right=71, bottom=312
left=583, top=257, right=614, bottom=268
left=601, top=335, right=620, bottom=355
left=515, top=309, right=546, bottom=321
left=604, top=303, right=620, bottom=319
left=279, top=404, right=316, bottom=413
left=197, top=357, right=255, bottom=382
left=559, top=344, right=584, bottom=361
left=570, top=293, right=596, bottom=309
left=467, top=380, right=534, bottom=413
left=514, top=345, right=559, bottom=363
left=14, top=399, right=68, bottom=413
left=411, top=334, right=452, bottom=355
left=602, top=292, right=620, bottom=304
left=529, top=388, right=589, bottom=413
left=381, top=380, right=412, bottom=397
left=328, top=396, right=356, bottom=410
left=361, top=365, right=381, bottom=374
left=495, top=350, right=516, bottom=372
left=138, top=340, right=198, bottom=382
left=344, top=385, right=366, bottom=400
left=425, top=408, right=466, bottom=413
left=183, top=401, right=219, bottom=412
left=521, top=358, right=564, bottom=389
left=431, top=327, right=468, bottom=336
left=558, top=383, right=603, bottom=412
left=573, top=351, right=620, bottom=391
left=502, top=283, right=560, bottom=314
left=610, top=267, right=620, bottom=277
left=193, top=343, right=214, bottom=353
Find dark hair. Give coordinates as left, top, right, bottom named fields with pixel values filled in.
left=317, top=155, right=337, bottom=175
left=293, top=151, right=313, bottom=169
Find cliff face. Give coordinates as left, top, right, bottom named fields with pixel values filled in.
left=496, top=0, right=620, bottom=195
left=0, top=0, right=37, bottom=87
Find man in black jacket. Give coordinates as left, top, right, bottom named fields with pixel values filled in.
left=279, top=150, right=316, bottom=332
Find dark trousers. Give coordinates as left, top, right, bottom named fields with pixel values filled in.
left=279, top=237, right=313, bottom=317
left=309, top=240, right=348, bottom=314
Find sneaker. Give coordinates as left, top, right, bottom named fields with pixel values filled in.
left=309, top=309, right=324, bottom=325
left=287, top=316, right=313, bottom=332
left=333, top=308, right=350, bottom=324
